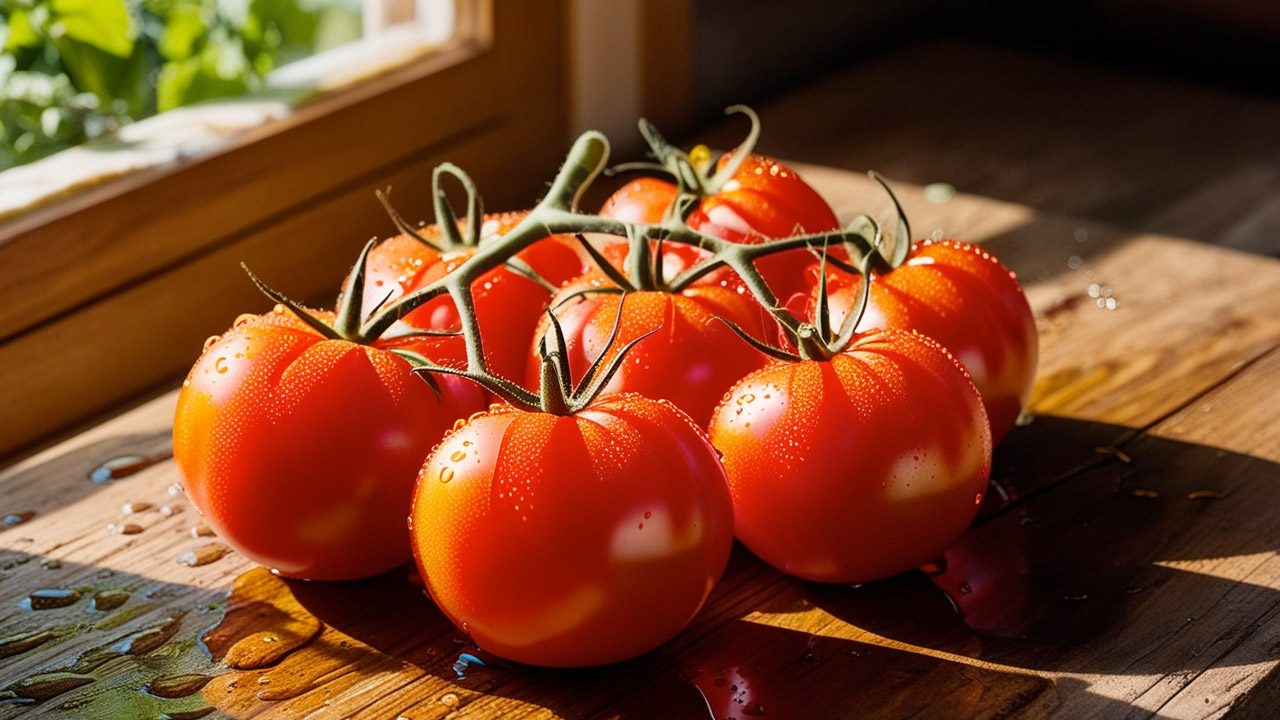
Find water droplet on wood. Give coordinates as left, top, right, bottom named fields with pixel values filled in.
left=145, top=673, right=213, bottom=699
left=3, top=510, right=35, bottom=527
left=1188, top=489, right=1226, bottom=501
left=177, top=543, right=229, bottom=567
left=92, top=590, right=130, bottom=612
left=8, top=672, right=94, bottom=701
left=0, top=630, right=57, bottom=658
left=29, top=588, right=81, bottom=609
left=89, top=452, right=170, bottom=483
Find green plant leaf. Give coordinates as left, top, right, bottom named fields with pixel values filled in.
left=159, top=3, right=206, bottom=61
left=4, top=10, right=41, bottom=52
left=48, top=0, right=135, bottom=58
left=155, top=41, right=249, bottom=111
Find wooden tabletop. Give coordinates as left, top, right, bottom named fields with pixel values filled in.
left=2, top=162, right=1279, bottom=719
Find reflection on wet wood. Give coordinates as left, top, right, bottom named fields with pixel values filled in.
left=3, top=166, right=1280, bottom=718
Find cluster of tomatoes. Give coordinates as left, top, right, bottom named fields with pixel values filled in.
left=173, top=109, right=1037, bottom=668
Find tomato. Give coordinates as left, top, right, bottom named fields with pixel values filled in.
left=409, top=393, right=734, bottom=667
left=707, top=328, right=992, bottom=584
left=173, top=306, right=485, bottom=581
left=600, top=154, right=841, bottom=303
left=352, top=211, right=591, bottom=384
left=527, top=275, right=773, bottom=427
left=817, top=239, right=1038, bottom=443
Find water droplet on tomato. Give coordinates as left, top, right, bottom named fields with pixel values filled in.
left=450, top=451, right=466, bottom=462
left=202, top=335, right=221, bottom=351
left=737, top=393, right=755, bottom=405
left=214, top=357, right=229, bottom=374
left=439, top=467, right=455, bottom=484
left=644, top=511, right=652, bottom=519
left=959, top=582, right=973, bottom=594
left=234, top=313, right=256, bottom=328
left=974, top=493, right=983, bottom=505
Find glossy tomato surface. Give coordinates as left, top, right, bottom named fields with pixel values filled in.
left=820, top=239, right=1038, bottom=443
left=708, top=328, right=992, bottom=584
left=529, top=276, right=772, bottom=427
left=409, top=394, right=734, bottom=667
left=173, top=307, right=485, bottom=581
left=352, top=211, right=591, bottom=384
left=600, top=155, right=840, bottom=302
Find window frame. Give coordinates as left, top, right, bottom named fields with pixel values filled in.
left=0, top=0, right=570, bottom=461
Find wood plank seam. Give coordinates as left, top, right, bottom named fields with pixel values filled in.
left=980, top=341, right=1280, bottom=527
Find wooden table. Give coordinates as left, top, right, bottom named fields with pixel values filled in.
left=2, top=165, right=1279, bottom=719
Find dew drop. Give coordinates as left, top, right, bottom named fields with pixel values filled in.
left=176, top=543, right=229, bottom=567
left=28, top=588, right=81, bottom=610
left=202, top=335, right=221, bottom=352
left=958, top=582, right=973, bottom=595
left=3, top=511, right=35, bottom=527
left=214, top=357, right=228, bottom=374
left=450, top=451, right=467, bottom=462
left=92, top=590, right=130, bottom=612
left=439, top=467, right=455, bottom=484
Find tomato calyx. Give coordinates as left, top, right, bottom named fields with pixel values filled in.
left=412, top=294, right=658, bottom=416
left=240, top=238, right=458, bottom=395
left=610, top=105, right=761, bottom=204
left=720, top=244, right=879, bottom=364
left=376, top=168, right=562, bottom=296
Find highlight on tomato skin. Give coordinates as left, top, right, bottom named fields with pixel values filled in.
left=707, top=327, right=993, bottom=585
left=408, top=393, right=735, bottom=668
left=173, top=306, right=486, bottom=582
left=815, top=238, right=1038, bottom=443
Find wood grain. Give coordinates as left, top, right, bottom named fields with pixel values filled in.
left=4, top=153, right=1280, bottom=717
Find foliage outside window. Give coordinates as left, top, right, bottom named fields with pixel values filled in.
left=0, top=0, right=361, bottom=170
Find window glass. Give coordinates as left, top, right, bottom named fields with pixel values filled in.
left=0, top=0, right=378, bottom=170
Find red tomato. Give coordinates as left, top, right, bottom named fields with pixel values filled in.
left=600, top=155, right=840, bottom=303
left=818, top=239, right=1038, bottom=443
left=409, top=393, right=735, bottom=667
left=528, top=275, right=773, bottom=427
left=173, top=306, right=485, bottom=581
left=352, top=211, right=591, bottom=384
left=707, top=328, right=992, bottom=584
